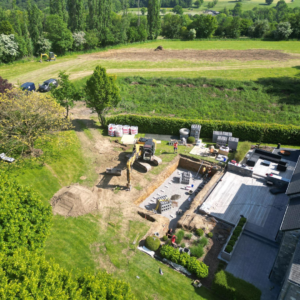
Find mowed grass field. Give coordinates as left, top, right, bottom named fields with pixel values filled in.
left=1, top=40, right=300, bottom=85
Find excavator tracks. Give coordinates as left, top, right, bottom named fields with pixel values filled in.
left=135, top=160, right=152, bottom=172
left=152, top=155, right=162, bottom=166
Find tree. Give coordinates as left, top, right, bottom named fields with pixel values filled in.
left=51, top=71, right=81, bottom=118
left=162, top=14, right=182, bottom=38
left=85, top=66, right=121, bottom=126
left=189, top=15, right=218, bottom=38
left=72, top=31, right=86, bottom=50
left=67, top=0, right=85, bottom=32
left=46, top=15, right=73, bottom=54
left=248, top=19, right=270, bottom=37
left=147, top=0, right=161, bottom=39
left=161, top=8, right=167, bottom=14
left=0, top=76, right=12, bottom=94
left=266, top=0, right=273, bottom=5
left=194, top=0, right=201, bottom=8
left=172, top=5, right=183, bottom=15
left=274, top=21, right=293, bottom=39
left=0, top=20, right=14, bottom=35
left=0, top=171, right=52, bottom=253
left=226, top=16, right=241, bottom=38
left=0, top=34, right=18, bottom=63
left=290, top=12, right=300, bottom=39
left=27, top=2, right=43, bottom=47
left=232, top=3, right=242, bottom=16
left=0, top=249, right=136, bottom=299
left=50, top=0, right=68, bottom=23
left=0, top=88, right=72, bottom=154
left=35, top=37, right=51, bottom=55
left=141, top=7, right=147, bottom=15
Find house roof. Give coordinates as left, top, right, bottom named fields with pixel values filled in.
left=288, top=239, right=300, bottom=285
left=286, top=156, right=300, bottom=196
left=281, top=196, right=300, bottom=231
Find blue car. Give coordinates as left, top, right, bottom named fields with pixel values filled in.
left=21, top=82, right=36, bottom=91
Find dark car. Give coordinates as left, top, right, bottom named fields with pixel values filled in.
left=21, top=82, right=36, bottom=91
left=38, top=78, right=58, bottom=92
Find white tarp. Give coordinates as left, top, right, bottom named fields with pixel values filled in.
left=162, top=258, right=192, bottom=276
left=137, top=246, right=155, bottom=258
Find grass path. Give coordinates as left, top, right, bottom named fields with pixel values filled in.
left=2, top=40, right=300, bottom=84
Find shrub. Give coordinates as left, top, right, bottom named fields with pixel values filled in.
left=175, top=230, right=185, bottom=244
left=196, top=229, right=204, bottom=236
left=228, top=240, right=236, bottom=247
left=225, top=245, right=233, bottom=253
left=180, top=242, right=186, bottom=248
left=187, top=136, right=195, bottom=144
left=207, top=232, right=213, bottom=238
left=0, top=171, right=52, bottom=254
left=107, top=114, right=300, bottom=145
left=145, top=236, right=160, bottom=251
left=185, top=233, right=192, bottom=240
left=230, top=236, right=238, bottom=242
left=162, top=235, right=168, bottom=241
left=193, top=239, right=200, bottom=245
left=199, top=237, right=208, bottom=247
left=160, top=245, right=209, bottom=278
left=212, top=270, right=262, bottom=300
left=190, top=244, right=204, bottom=258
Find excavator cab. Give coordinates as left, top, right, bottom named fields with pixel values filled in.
left=142, top=139, right=156, bottom=161
left=39, top=52, right=57, bottom=63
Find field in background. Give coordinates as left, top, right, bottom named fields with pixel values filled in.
left=1, top=40, right=300, bottom=84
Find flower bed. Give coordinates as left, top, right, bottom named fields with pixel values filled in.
left=221, top=217, right=247, bottom=262
left=160, top=245, right=209, bottom=279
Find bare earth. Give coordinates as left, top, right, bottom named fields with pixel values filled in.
left=81, top=48, right=299, bottom=62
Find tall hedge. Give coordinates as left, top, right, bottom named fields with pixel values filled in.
left=212, top=270, right=261, bottom=300
left=107, top=114, right=300, bottom=145
left=0, top=170, right=52, bottom=253
left=0, top=249, right=136, bottom=299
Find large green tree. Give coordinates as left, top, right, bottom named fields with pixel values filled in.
left=51, top=71, right=81, bottom=117
left=189, top=15, right=218, bottom=38
left=0, top=171, right=52, bottom=254
left=0, top=20, right=14, bottom=35
left=67, top=0, right=85, bottom=32
left=50, top=0, right=68, bottom=23
left=46, top=14, right=73, bottom=54
left=85, top=66, right=121, bottom=126
left=27, top=1, right=43, bottom=47
left=147, top=0, right=161, bottom=39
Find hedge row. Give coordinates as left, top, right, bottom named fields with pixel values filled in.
left=106, top=115, right=300, bottom=145
left=225, top=217, right=247, bottom=253
left=160, top=245, right=209, bottom=279
left=212, top=270, right=262, bottom=300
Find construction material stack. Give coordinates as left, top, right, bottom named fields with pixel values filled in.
left=156, top=196, right=171, bottom=213
left=190, top=124, right=201, bottom=142
left=217, top=136, right=227, bottom=147
left=213, top=131, right=222, bottom=143
left=228, top=137, right=239, bottom=151
left=180, top=171, right=191, bottom=184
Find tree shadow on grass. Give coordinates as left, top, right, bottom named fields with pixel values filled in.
left=256, top=67, right=300, bottom=105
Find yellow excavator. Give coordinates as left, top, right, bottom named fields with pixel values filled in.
left=40, top=52, right=57, bottom=63
left=126, top=138, right=162, bottom=190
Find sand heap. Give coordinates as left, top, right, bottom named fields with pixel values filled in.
left=51, top=184, right=99, bottom=217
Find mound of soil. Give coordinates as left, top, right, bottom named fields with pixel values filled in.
left=154, top=45, right=163, bottom=51
left=51, top=184, right=99, bottom=217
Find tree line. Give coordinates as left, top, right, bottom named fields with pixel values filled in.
left=0, top=0, right=300, bottom=63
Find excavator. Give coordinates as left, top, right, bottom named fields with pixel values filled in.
left=126, top=138, right=162, bottom=190
left=40, top=52, right=57, bottom=62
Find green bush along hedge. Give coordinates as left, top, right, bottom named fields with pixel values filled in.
left=212, top=270, right=262, bottom=300
left=145, top=236, right=160, bottom=251
left=107, top=115, right=300, bottom=145
left=160, top=245, right=209, bottom=279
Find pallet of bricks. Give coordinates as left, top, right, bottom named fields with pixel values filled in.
left=156, top=195, right=171, bottom=214
left=190, top=124, right=201, bottom=142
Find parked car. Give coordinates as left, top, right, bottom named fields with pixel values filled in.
left=20, top=82, right=36, bottom=91
left=38, top=79, right=58, bottom=92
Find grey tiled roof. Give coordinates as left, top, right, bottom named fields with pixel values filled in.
left=281, top=196, right=300, bottom=231
left=286, top=156, right=300, bottom=196
left=289, top=239, right=300, bottom=285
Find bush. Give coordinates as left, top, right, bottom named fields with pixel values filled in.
left=228, top=240, right=236, bottom=247
left=235, top=141, right=252, bottom=162
left=180, top=242, right=186, bottom=248
left=175, top=230, right=185, bottom=244
left=145, top=236, right=161, bottom=251
left=160, top=245, right=209, bottom=278
left=212, top=270, right=262, bottom=300
left=185, top=233, right=192, bottom=240
left=225, top=245, right=233, bottom=253
left=0, top=171, right=52, bottom=254
left=0, top=249, right=135, bottom=299
left=190, top=244, right=204, bottom=258
left=187, top=136, right=195, bottom=144
left=196, top=229, right=204, bottom=236
left=162, top=235, right=168, bottom=241
left=199, top=237, right=208, bottom=247
left=107, top=114, right=300, bottom=145
left=207, top=232, right=213, bottom=238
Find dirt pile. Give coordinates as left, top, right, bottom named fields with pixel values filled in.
left=51, top=184, right=99, bottom=217
left=154, top=45, right=163, bottom=51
